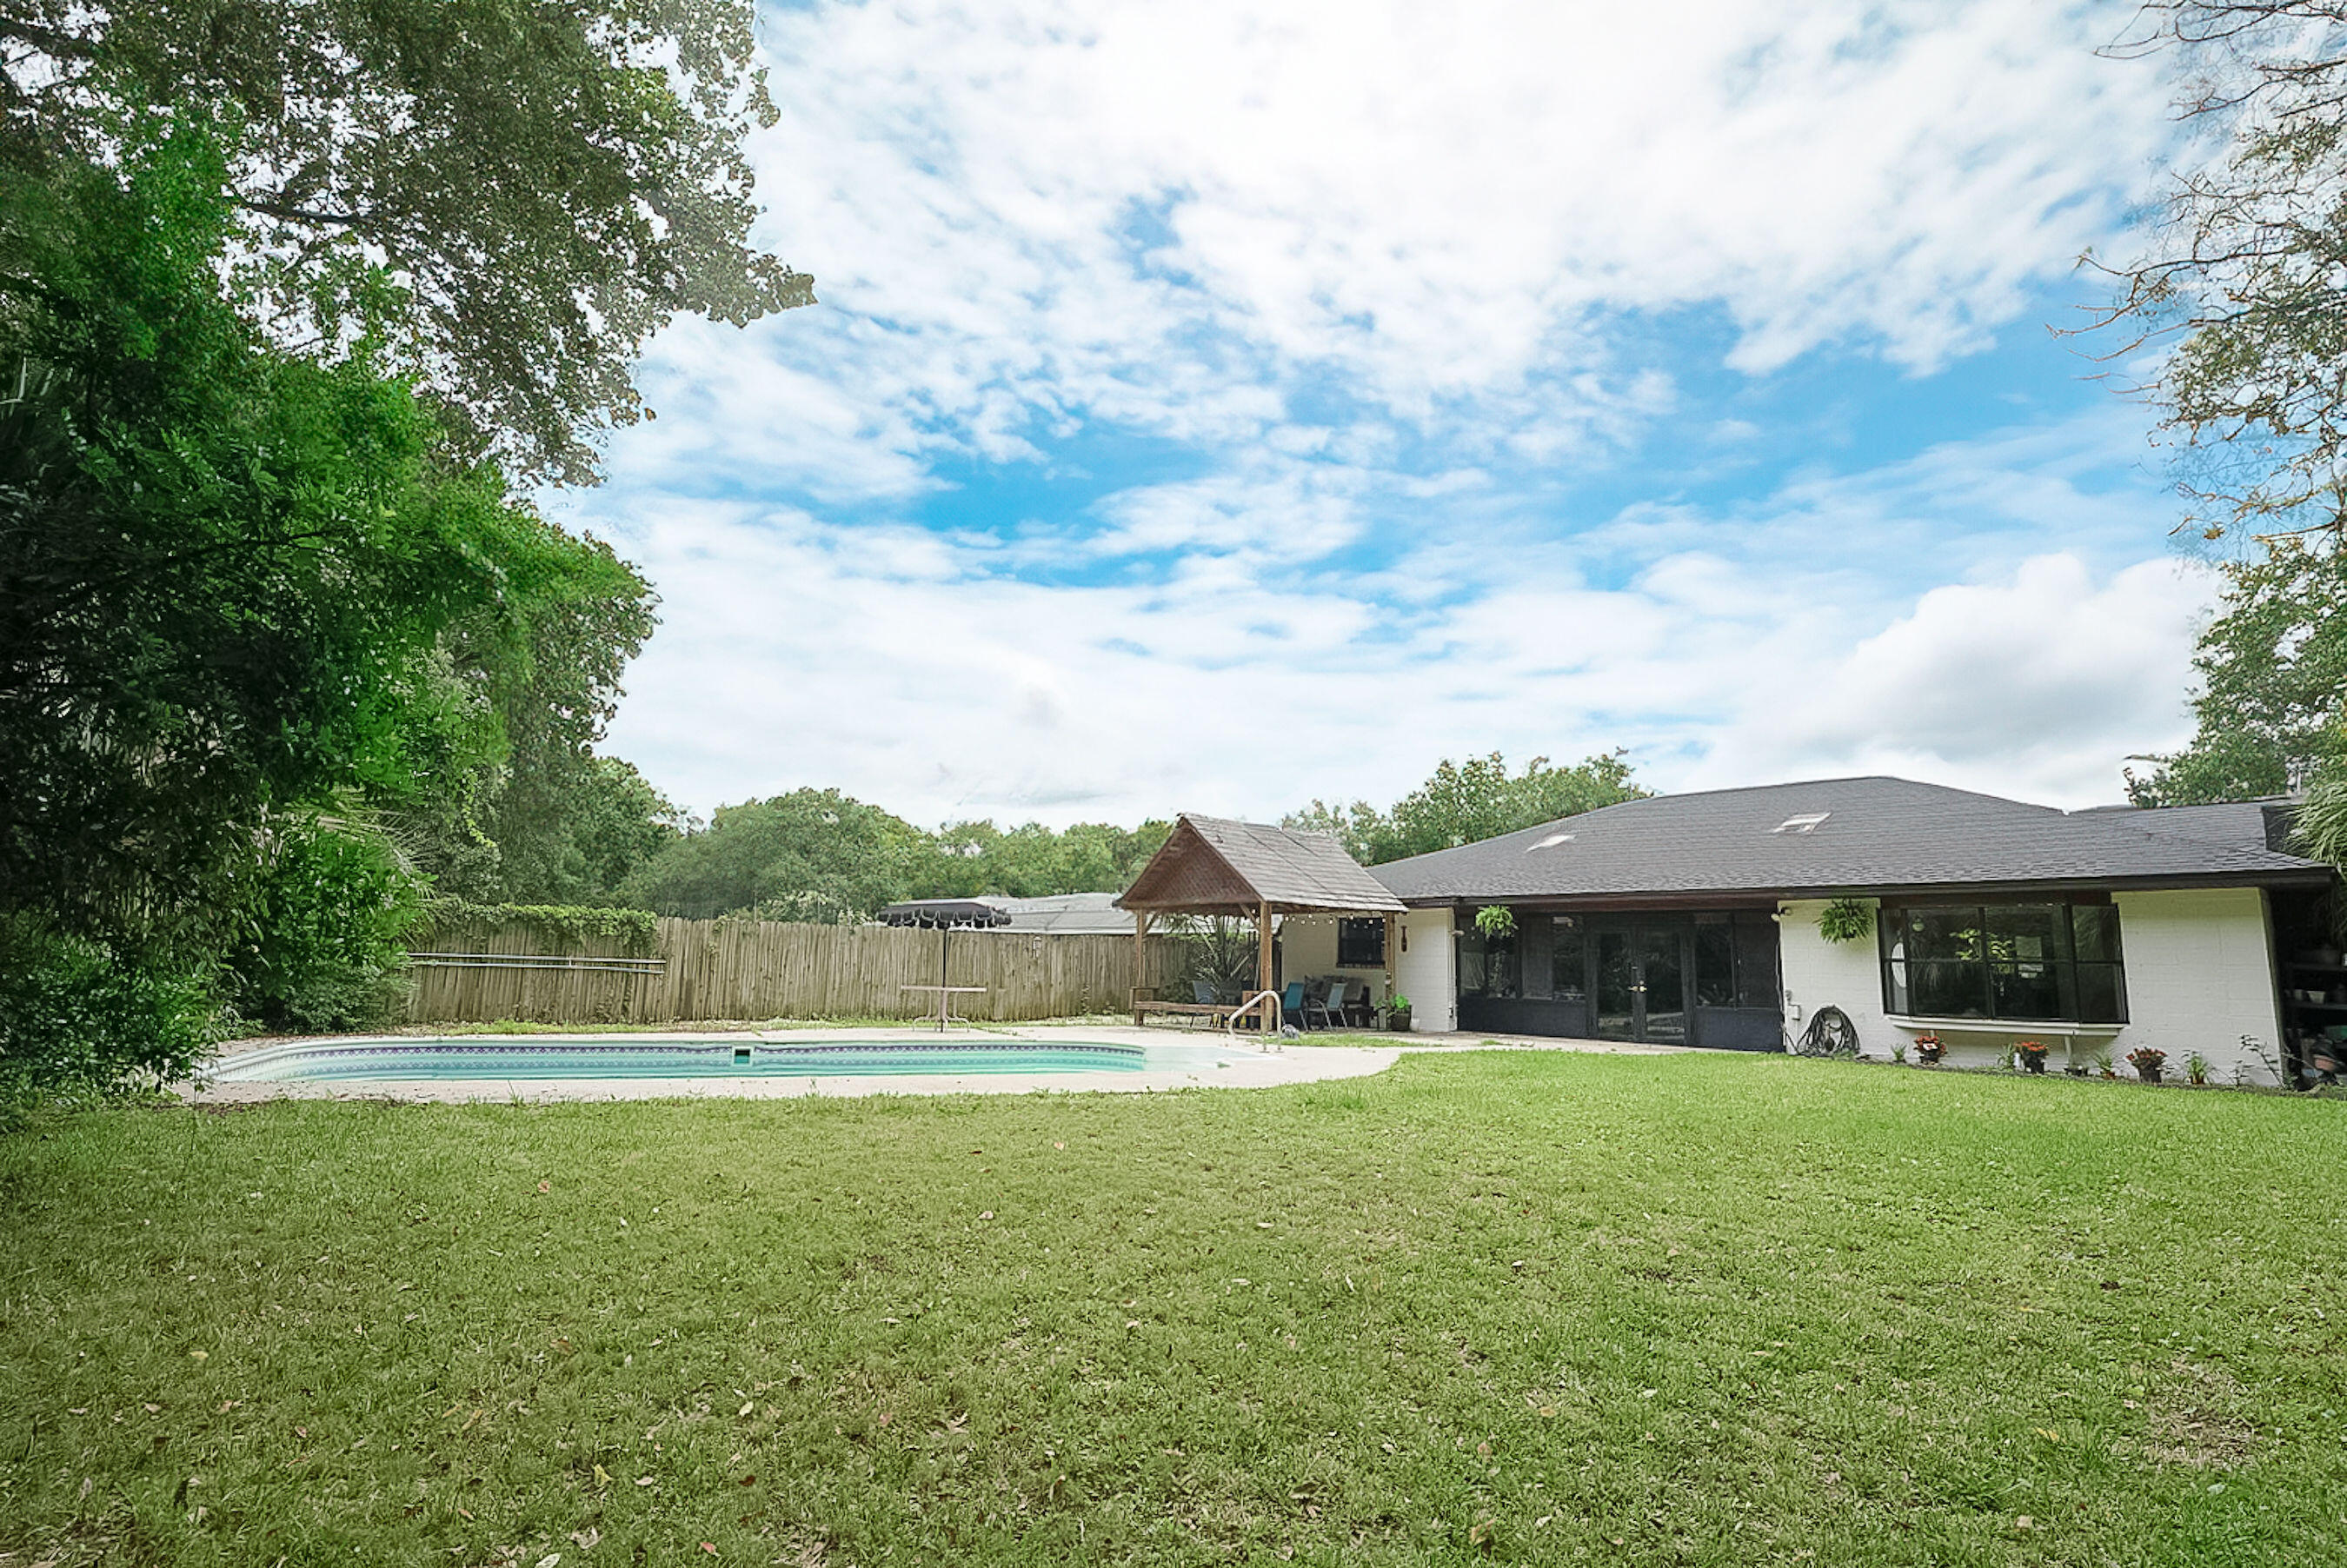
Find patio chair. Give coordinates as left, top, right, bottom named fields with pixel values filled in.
left=1280, top=980, right=1309, bottom=1028
left=1302, top=979, right=1342, bottom=1031
left=1325, top=978, right=1362, bottom=1028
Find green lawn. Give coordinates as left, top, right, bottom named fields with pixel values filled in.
left=2, top=1053, right=2343, bottom=1567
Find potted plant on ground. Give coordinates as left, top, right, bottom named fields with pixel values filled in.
left=1380, top=993, right=1413, bottom=1033
left=2091, top=1049, right=2117, bottom=1080
left=2127, top=1046, right=2167, bottom=1085
left=2015, top=1040, right=2050, bottom=1074
left=1912, top=1032, right=1945, bottom=1066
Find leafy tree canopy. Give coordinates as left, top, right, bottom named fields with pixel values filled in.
left=1287, top=752, right=1647, bottom=866
left=626, top=788, right=928, bottom=922
left=914, top=820, right=1172, bottom=902
left=2128, top=535, right=2347, bottom=804
left=1, top=0, right=814, bottom=483
left=0, top=120, right=519, bottom=949
left=622, top=794, right=1173, bottom=922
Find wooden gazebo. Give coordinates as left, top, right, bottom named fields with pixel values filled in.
left=1116, top=814, right=1406, bottom=1030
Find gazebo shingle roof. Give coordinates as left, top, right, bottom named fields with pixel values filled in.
left=1117, top=814, right=1406, bottom=915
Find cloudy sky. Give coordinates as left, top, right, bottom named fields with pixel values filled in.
left=555, top=0, right=2217, bottom=828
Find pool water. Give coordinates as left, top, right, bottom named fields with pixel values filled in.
left=209, top=1037, right=1247, bottom=1083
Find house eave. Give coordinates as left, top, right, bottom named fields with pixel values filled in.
left=1388, top=867, right=2335, bottom=910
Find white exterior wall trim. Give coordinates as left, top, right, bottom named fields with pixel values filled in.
left=1778, top=888, right=2286, bottom=1086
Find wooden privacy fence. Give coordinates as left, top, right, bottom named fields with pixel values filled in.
left=404, top=915, right=1183, bottom=1026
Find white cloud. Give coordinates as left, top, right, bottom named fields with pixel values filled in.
left=595, top=0, right=2179, bottom=494
left=1692, top=555, right=2217, bottom=804
left=556, top=0, right=2215, bottom=826
left=589, top=410, right=2217, bottom=824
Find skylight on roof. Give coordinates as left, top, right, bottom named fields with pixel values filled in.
left=1772, top=812, right=1830, bottom=834
left=1526, top=831, right=1574, bottom=851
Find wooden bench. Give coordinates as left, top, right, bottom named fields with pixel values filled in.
left=1131, top=989, right=1273, bottom=1031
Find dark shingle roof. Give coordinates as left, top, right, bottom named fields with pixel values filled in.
left=1120, top=814, right=1406, bottom=914
left=1369, top=776, right=2330, bottom=905
left=2079, top=799, right=2295, bottom=854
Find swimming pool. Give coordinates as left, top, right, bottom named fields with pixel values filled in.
left=207, top=1037, right=1251, bottom=1084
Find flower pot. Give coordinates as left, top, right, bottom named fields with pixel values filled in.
left=2020, top=1053, right=2047, bottom=1074
left=1386, top=1008, right=1412, bottom=1033
left=2135, top=1065, right=2164, bottom=1085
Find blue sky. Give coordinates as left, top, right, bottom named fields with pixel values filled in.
left=554, top=0, right=2216, bottom=827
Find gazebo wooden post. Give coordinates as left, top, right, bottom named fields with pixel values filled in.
left=1131, top=908, right=1151, bottom=1020
left=1256, top=899, right=1274, bottom=1031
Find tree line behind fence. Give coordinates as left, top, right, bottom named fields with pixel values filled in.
left=405, top=916, right=1183, bottom=1024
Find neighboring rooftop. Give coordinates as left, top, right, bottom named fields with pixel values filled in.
left=874, top=893, right=1140, bottom=935
left=1119, top=814, right=1407, bottom=916
left=1369, top=776, right=2331, bottom=906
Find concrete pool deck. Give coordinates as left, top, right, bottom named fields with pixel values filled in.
left=183, top=1023, right=1693, bottom=1105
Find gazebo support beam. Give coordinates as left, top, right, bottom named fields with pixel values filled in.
left=1256, top=900, right=1274, bottom=1030
left=1133, top=908, right=1149, bottom=1009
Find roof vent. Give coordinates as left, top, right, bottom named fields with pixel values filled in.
left=1527, top=832, right=1574, bottom=851
left=1772, top=812, right=1830, bottom=834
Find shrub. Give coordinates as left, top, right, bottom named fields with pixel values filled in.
left=223, top=821, right=428, bottom=1033
left=0, top=918, right=216, bottom=1120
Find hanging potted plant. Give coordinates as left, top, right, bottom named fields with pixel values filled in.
left=1912, top=1031, right=1945, bottom=1066
left=2126, top=1046, right=2167, bottom=1085
left=1817, top=898, right=1873, bottom=944
left=2014, top=1040, right=2050, bottom=1075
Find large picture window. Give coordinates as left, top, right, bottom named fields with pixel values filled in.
left=1878, top=900, right=2126, bottom=1024
left=1336, top=917, right=1386, bottom=968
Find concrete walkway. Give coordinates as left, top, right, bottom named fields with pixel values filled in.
left=184, top=1020, right=1692, bottom=1106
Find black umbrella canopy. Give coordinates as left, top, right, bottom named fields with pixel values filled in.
left=875, top=899, right=1013, bottom=929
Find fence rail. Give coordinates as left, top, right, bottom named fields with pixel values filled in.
left=403, top=916, right=1180, bottom=1025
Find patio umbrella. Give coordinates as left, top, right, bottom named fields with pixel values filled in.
left=875, top=899, right=1014, bottom=997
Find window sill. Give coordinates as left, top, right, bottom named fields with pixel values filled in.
left=1887, top=1015, right=2123, bottom=1037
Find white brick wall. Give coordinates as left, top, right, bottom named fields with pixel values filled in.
left=1779, top=889, right=2284, bottom=1085
left=1394, top=907, right=1456, bottom=1033
left=1278, top=913, right=1396, bottom=1005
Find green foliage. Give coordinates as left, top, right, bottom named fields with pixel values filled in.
left=429, top=903, right=658, bottom=956
left=1, top=0, right=814, bottom=484
left=0, top=918, right=214, bottom=1119
left=0, top=119, right=513, bottom=953
left=2126, top=535, right=2347, bottom=804
left=1163, top=916, right=1261, bottom=1000
left=914, top=819, right=1173, bottom=900
left=417, top=569, right=680, bottom=905
left=1818, top=898, right=1875, bottom=945
left=1474, top=904, right=1518, bottom=940
left=1289, top=751, right=1646, bottom=865
left=223, top=818, right=429, bottom=1033
left=627, top=789, right=927, bottom=922
left=626, top=792, right=1169, bottom=921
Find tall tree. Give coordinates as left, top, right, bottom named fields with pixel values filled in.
left=626, top=788, right=927, bottom=922
left=2099, top=3, right=2347, bottom=543
left=0, top=122, right=517, bottom=950
left=1288, top=752, right=1646, bottom=866
left=1, top=0, right=815, bottom=483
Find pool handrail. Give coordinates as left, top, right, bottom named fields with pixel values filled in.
left=1228, top=990, right=1282, bottom=1050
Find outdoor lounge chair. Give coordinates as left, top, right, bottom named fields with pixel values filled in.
left=1301, top=979, right=1341, bottom=1031
left=1280, top=980, right=1309, bottom=1028
left=1324, top=978, right=1361, bottom=1029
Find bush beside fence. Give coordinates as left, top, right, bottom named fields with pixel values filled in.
left=404, top=916, right=1180, bottom=1025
